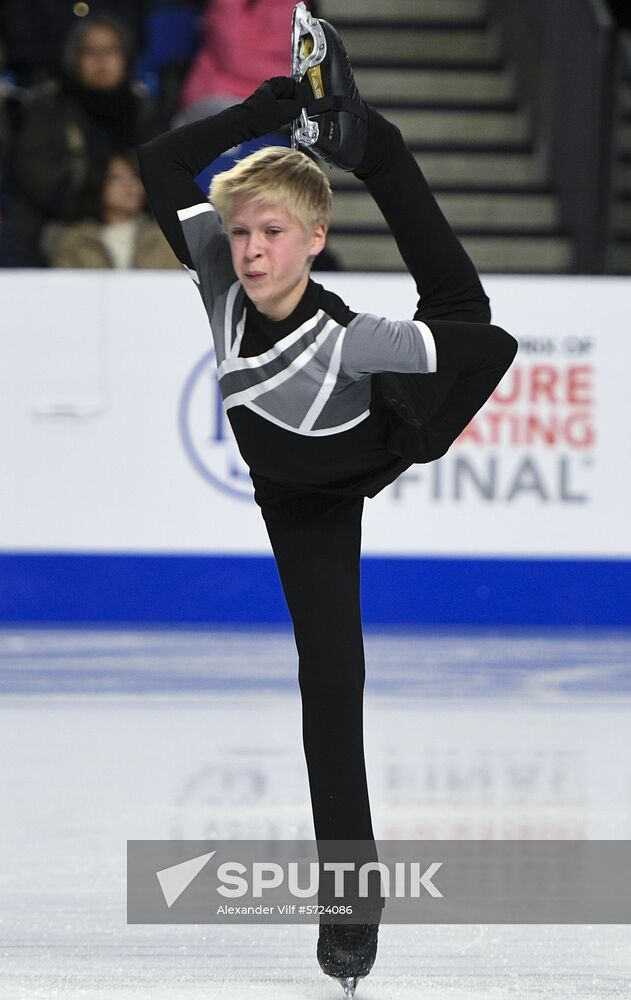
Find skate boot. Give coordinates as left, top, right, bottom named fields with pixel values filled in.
left=317, top=919, right=379, bottom=998
left=290, top=1, right=368, bottom=170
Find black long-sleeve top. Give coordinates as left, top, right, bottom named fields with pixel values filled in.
left=138, top=95, right=517, bottom=506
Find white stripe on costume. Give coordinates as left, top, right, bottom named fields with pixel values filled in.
left=176, top=203, right=214, bottom=221
left=221, top=320, right=339, bottom=410
left=300, top=327, right=347, bottom=431
left=414, top=320, right=438, bottom=373
left=231, top=311, right=246, bottom=357
left=218, top=311, right=327, bottom=375
left=223, top=281, right=240, bottom=360
left=245, top=401, right=371, bottom=436
left=182, top=263, right=199, bottom=284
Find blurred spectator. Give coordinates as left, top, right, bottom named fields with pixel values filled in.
left=0, top=1, right=147, bottom=88
left=174, top=0, right=313, bottom=125
left=0, top=201, right=30, bottom=266
left=13, top=13, right=166, bottom=264
left=140, top=0, right=205, bottom=122
left=48, top=149, right=179, bottom=268
left=0, top=38, right=29, bottom=264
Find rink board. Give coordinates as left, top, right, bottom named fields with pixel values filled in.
left=0, top=552, right=629, bottom=625
left=0, top=271, right=629, bottom=625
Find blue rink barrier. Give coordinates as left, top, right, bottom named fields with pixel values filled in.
left=0, top=553, right=629, bottom=626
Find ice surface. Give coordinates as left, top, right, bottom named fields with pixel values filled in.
left=1, top=627, right=630, bottom=999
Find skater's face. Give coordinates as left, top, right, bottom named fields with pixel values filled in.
left=227, top=195, right=326, bottom=321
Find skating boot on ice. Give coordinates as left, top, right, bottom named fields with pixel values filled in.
left=290, top=1, right=368, bottom=170
left=317, top=919, right=379, bottom=998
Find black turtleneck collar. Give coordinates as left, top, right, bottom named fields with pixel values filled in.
left=244, top=278, right=322, bottom=342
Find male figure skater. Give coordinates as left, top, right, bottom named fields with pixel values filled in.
left=138, top=12, right=517, bottom=997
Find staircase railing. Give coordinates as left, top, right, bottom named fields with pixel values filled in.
left=489, top=0, right=617, bottom=273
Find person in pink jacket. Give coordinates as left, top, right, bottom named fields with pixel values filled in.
left=174, top=0, right=315, bottom=125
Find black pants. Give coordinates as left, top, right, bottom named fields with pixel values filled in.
left=261, top=108, right=505, bottom=867
left=262, top=490, right=369, bottom=843
left=261, top=490, right=379, bottom=917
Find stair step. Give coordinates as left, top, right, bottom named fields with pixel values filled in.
left=318, top=0, right=489, bottom=23
left=329, top=150, right=546, bottom=188
left=379, top=107, right=530, bottom=145
left=341, top=26, right=502, bottom=65
left=327, top=233, right=573, bottom=272
left=353, top=66, right=515, bottom=104
left=330, top=190, right=559, bottom=230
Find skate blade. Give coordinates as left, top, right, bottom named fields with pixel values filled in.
left=291, top=1, right=326, bottom=79
left=340, top=976, right=358, bottom=999
left=290, top=1, right=327, bottom=148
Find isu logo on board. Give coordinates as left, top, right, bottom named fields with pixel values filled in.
left=179, top=350, right=252, bottom=501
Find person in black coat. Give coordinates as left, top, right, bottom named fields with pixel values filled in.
left=12, top=12, right=165, bottom=264
left=0, top=0, right=147, bottom=88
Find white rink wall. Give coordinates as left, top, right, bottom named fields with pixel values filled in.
left=0, top=271, right=629, bottom=625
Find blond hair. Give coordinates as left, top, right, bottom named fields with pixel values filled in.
left=209, top=146, right=332, bottom=231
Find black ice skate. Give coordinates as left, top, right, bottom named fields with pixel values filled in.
left=317, top=919, right=379, bottom=998
left=290, top=1, right=368, bottom=171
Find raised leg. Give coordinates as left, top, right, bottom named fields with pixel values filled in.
left=355, top=105, right=490, bottom=325
left=356, top=107, right=517, bottom=450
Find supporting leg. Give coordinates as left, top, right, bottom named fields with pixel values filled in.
left=261, top=490, right=382, bottom=916
left=261, top=490, right=374, bottom=845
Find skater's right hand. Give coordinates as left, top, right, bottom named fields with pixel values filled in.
left=241, top=76, right=313, bottom=131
